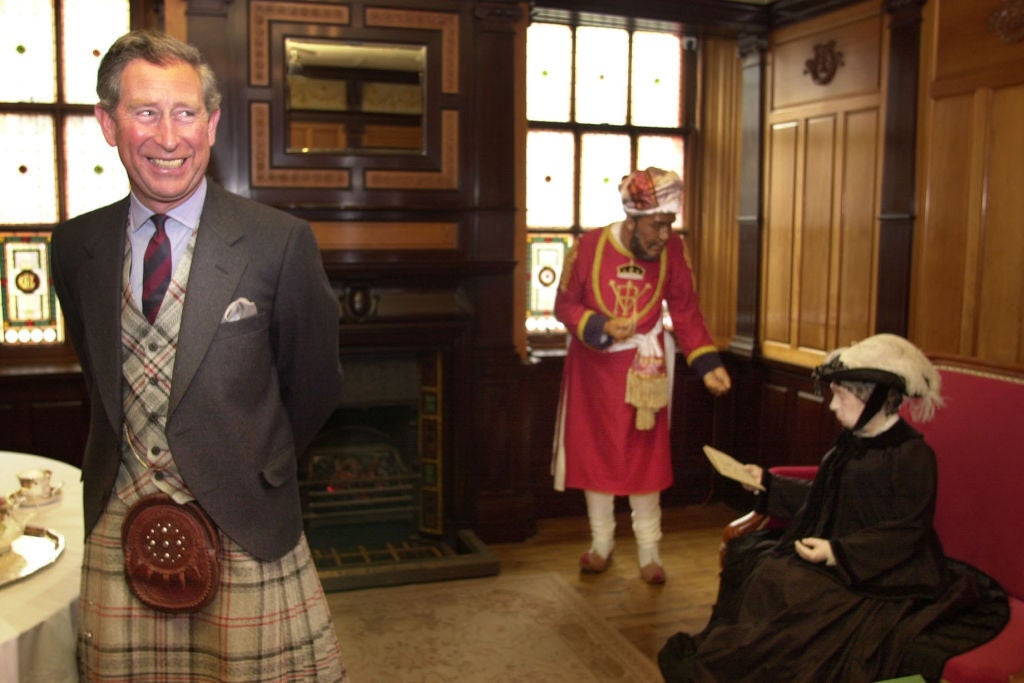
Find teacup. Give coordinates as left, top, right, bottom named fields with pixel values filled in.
left=17, top=468, right=59, bottom=501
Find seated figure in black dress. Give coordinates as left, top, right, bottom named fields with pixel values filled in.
left=659, top=334, right=1008, bottom=683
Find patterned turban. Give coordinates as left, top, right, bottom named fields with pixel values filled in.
left=619, top=167, right=682, bottom=216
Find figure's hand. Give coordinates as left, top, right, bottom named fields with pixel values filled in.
left=795, top=537, right=836, bottom=566
left=603, top=317, right=637, bottom=341
left=703, top=366, right=732, bottom=396
left=741, top=464, right=763, bottom=493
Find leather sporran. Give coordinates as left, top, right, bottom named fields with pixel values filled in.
left=121, top=493, right=221, bottom=614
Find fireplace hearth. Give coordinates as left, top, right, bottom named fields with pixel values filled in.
left=301, top=350, right=498, bottom=591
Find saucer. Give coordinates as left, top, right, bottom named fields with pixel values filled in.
left=14, top=482, right=63, bottom=508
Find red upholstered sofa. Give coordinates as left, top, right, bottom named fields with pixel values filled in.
left=723, top=356, right=1024, bottom=682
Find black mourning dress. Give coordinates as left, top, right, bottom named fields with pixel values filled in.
left=659, top=419, right=1008, bottom=683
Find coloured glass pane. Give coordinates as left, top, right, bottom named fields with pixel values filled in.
left=0, top=232, right=64, bottom=344
left=631, top=32, right=681, bottom=128
left=0, top=114, right=58, bottom=224
left=0, top=1, right=56, bottom=103
left=526, top=233, right=571, bottom=334
left=526, top=23, right=571, bottom=123
left=575, top=27, right=628, bottom=125
left=579, top=133, right=630, bottom=229
left=64, top=114, right=129, bottom=219
left=62, top=0, right=131, bottom=104
left=526, top=130, right=574, bottom=229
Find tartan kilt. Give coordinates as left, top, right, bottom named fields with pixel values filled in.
left=78, top=495, right=347, bottom=682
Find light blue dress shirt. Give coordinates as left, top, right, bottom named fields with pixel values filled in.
left=126, top=179, right=207, bottom=310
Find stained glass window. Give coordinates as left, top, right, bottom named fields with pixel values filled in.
left=525, top=11, right=694, bottom=342
left=526, top=234, right=571, bottom=334
left=0, top=232, right=63, bottom=344
left=0, top=0, right=130, bottom=347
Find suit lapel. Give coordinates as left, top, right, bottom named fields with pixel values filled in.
left=78, top=200, right=131, bottom=437
left=168, top=183, right=247, bottom=418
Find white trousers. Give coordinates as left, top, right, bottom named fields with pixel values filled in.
left=584, top=490, right=662, bottom=565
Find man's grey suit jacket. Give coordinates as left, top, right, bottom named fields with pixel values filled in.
left=52, top=181, right=342, bottom=561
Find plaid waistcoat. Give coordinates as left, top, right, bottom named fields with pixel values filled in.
left=116, top=230, right=197, bottom=505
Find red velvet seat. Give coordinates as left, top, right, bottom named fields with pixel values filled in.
left=911, top=360, right=1024, bottom=682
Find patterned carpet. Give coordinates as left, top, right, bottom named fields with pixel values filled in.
left=329, top=571, right=663, bottom=682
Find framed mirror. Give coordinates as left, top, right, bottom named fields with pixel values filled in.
left=246, top=2, right=459, bottom=192
left=285, top=38, right=426, bottom=154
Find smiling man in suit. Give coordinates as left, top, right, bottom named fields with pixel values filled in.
left=52, top=30, right=346, bottom=681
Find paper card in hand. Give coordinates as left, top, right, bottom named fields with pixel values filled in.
left=702, top=445, right=765, bottom=491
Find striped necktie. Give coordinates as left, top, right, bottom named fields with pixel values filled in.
left=141, top=213, right=171, bottom=323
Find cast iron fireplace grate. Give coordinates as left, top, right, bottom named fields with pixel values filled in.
left=301, top=423, right=498, bottom=592
left=309, top=529, right=498, bottom=592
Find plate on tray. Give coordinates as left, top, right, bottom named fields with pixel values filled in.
left=0, top=526, right=65, bottom=588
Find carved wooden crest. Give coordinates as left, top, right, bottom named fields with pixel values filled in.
left=990, top=0, right=1024, bottom=43
left=804, top=39, right=844, bottom=85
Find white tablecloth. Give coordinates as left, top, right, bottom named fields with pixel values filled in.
left=0, top=452, right=82, bottom=683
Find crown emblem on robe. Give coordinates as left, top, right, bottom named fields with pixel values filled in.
left=618, top=262, right=645, bottom=280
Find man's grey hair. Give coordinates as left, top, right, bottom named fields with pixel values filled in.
left=96, top=29, right=222, bottom=114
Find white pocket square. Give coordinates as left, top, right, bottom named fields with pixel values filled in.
left=222, top=297, right=257, bottom=322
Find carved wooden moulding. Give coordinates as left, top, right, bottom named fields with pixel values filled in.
left=989, top=0, right=1024, bottom=44
left=804, top=39, right=844, bottom=85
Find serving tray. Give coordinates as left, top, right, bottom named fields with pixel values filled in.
left=0, top=526, right=65, bottom=588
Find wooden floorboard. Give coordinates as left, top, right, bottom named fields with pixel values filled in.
left=488, top=502, right=741, bottom=663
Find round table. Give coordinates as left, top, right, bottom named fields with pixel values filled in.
left=0, top=452, right=82, bottom=683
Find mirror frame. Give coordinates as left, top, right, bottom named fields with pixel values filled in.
left=247, top=2, right=460, bottom=192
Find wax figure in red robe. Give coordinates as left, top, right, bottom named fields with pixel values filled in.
left=552, top=168, right=731, bottom=584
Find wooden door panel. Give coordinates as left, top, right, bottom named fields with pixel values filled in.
left=764, top=122, right=799, bottom=345
left=798, top=114, right=837, bottom=351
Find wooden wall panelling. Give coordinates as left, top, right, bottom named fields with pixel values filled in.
left=760, top=0, right=885, bottom=367
left=666, top=373, right=719, bottom=507
left=754, top=362, right=838, bottom=469
left=769, top=5, right=881, bottom=110
left=911, top=0, right=1024, bottom=364
left=930, top=0, right=1024, bottom=97
left=472, top=351, right=537, bottom=542
left=0, top=371, right=89, bottom=467
left=762, top=119, right=799, bottom=353
left=695, top=36, right=742, bottom=349
left=799, top=113, right=837, bottom=352
left=977, top=85, right=1024, bottom=364
left=520, top=356, right=578, bottom=521
left=837, top=106, right=880, bottom=348
left=910, top=93, right=973, bottom=353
